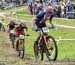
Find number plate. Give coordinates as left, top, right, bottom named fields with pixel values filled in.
left=10, top=30, right=14, bottom=34
left=42, top=27, right=49, bottom=33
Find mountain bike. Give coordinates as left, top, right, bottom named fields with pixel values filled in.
left=16, top=34, right=25, bottom=59
left=34, top=27, right=58, bottom=61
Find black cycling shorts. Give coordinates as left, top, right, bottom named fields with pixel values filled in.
left=36, top=23, right=46, bottom=31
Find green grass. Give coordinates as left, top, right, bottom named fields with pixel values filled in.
left=58, top=40, right=75, bottom=60
left=0, top=18, right=10, bottom=24
left=16, top=8, right=29, bottom=14
left=53, top=18, right=75, bottom=26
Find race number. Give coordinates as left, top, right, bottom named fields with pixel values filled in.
left=42, top=27, right=49, bottom=33
left=10, top=29, right=14, bottom=34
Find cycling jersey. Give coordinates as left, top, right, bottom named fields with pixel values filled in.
left=15, top=26, right=25, bottom=36
left=35, top=12, right=46, bottom=25
left=35, top=12, right=54, bottom=28
left=7, top=21, right=16, bottom=30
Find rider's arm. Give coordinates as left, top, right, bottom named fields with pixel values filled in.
left=49, top=14, right=54, bottom=24
left=32, top=18, right=36, bottom=26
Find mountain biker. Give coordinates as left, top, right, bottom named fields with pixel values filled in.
left=15, top=23, right=26, bottom=37
left=20, top=22, right=30, bottom=36
left=15, top=23, right=27, bottom=51
left=32, top=6, right=54, bottom=49
left=7, top=20, right=17, bottom=39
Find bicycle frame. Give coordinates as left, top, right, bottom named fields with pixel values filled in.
left=39, top=27, right=49, bottom=43
left=38, top=29, right=49, bottom=51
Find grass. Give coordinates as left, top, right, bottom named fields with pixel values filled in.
left=58, top=40, right=75, bottom=60
left=16, top=8, right=29, bottom=14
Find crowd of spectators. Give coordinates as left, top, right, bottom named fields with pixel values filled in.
left=28, top=0, right=75, bottom=18
left=0, top=0, right=75, bottom=18
left=0, top=0, right=27, bottom=9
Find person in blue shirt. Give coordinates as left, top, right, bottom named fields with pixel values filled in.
left=32, top=6, right=54, bottom=48
left=66, top=1, right=73, bottom=11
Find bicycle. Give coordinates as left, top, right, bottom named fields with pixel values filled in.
left=9, top=29, right=15, bottom=48
left=16, top=34, right=25, bottom=59
left=0, top=24, right=6, bottom=32
left=34, top=27, right=58, bottom=61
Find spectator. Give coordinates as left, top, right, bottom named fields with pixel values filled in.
left=61, top=3, right=65, bottom=17
left=36, top=0, right=45, bottom=14
left=28, top=0, right=36, bottom=15
left=66, top=1, right=73, bottom=12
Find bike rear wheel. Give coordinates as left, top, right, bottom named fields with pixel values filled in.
left=34, top=41, right=44, bottom=61
left=11, top=34, right=15, bottom=48
left=45, top=36, right=58, bottom=61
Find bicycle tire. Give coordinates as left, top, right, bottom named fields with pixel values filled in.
left=34, top=42, right=39, bottom=61
left=45, top=36, right=58, bottom=61
left=18, top=39, right=25, bottom=59
left=34, top=40, right=44, bottom=61
left=11, top=34, right=15, bottom=48
left=22, top=40, right=25, bottom=59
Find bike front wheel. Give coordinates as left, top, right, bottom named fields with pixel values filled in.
left=18, top=39, right=25, bottom=59
left=45, top=36, right=58, bottom=61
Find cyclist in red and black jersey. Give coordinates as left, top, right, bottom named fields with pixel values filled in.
left=7, top=20, right=17, bottom=31
left=15, top=23, right=25, bottom=37
left=15, top=23, right=27, bottom=51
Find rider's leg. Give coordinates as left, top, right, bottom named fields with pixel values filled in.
left=43, top=35, right=49, bottom=49
left=34, top=31, right=41, bottom=44
left=0, top=23, right=2, bottom=31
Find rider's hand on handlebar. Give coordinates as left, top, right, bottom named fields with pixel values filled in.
left=32, top=26, right=37, bottom=31
left=51, top=24, right=56, bottom=29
